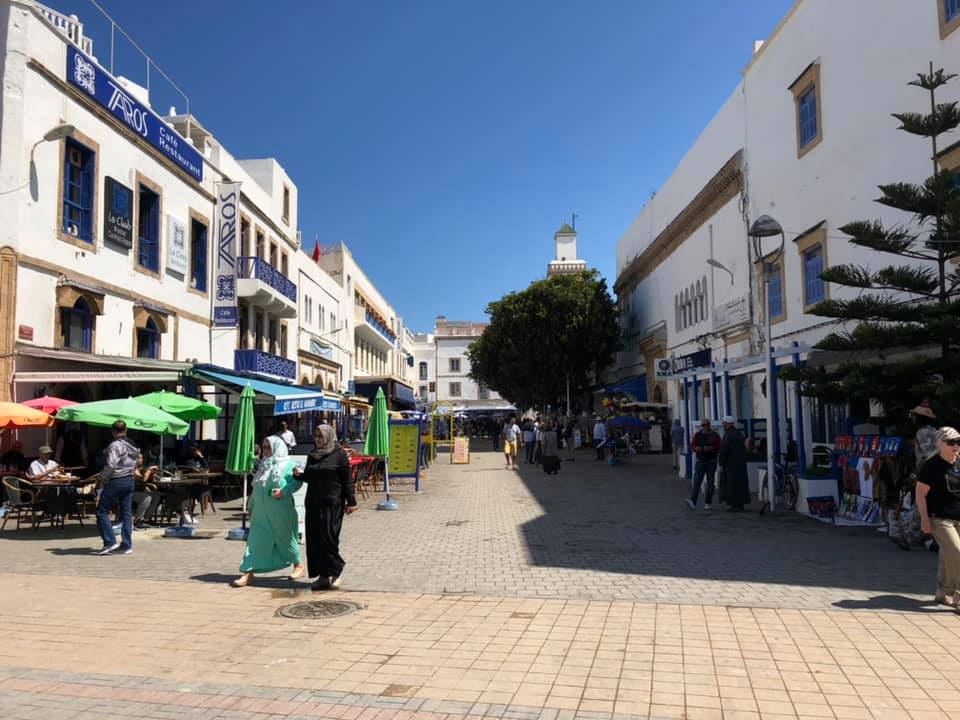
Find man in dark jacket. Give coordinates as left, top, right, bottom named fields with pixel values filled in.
left=685, top=418, right=721, bottom=510
left=95, top=420, right=139, bottom=555
left=719, top=415, right=750, bottom=512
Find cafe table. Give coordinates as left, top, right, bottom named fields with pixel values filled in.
left=32, top=475, right=90, bottom=528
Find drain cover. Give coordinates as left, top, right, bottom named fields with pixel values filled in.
left=278, top=600, right=361, bottom=619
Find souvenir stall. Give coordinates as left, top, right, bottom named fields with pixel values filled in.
left=826, top=435, right=906, bottom=525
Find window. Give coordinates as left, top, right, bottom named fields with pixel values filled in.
left=268, top=317, right=278, bottom=355
left=449, top=382, right=461, bottom=397
left=419, top=385, right=428, bottom=398
left=767, top=269, right=784, bottom=320
left=280, top=324, right=288, bottom=358
left=255, top=229, right=265, bottom=259
left=790, top=63, right=822, bottom=157
left=61, top=297, right=93, bottom=352
left=798, top=87, right=817, bottom=148
left=330, top=313, right=336, bottom=332
left=803, top=247, right=824, bottom=306
left=429, top=382, right=436, bottom=393
left=255, top=311, right=264, bottom=350
left=419, top=361, right=428, bottom=380
left=190, top=217, right=208, bottom=292
left=449, top=357, right=461, bottom=372
left=136, top=317, right=160, bottom=359
left=281, top=252, right=288, bottom=278
left=478, top=382, right=489, bottom=400
left=62, top=139, right=95, bottom=244
left=240, top=216, right=251, bottom=258
left=283, top=185, right=291, bottom=224
left=810, top=397, right=846, bottom=444
left=269, top=242, right=278, bottom=269
left=941, top=0, right=960, bottom=37
left=137, top=183, right=161, bottom=272
left=239, top=304, right=249, bottom=349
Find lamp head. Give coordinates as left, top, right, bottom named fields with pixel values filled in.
left=749, top=215, right=784, bottom=238
left=42, top=124, right=75, bottom=142
left=749, top=214, right=784, bottom=265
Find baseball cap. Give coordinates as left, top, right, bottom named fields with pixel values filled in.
left=937, top=427, right=960, bottom=443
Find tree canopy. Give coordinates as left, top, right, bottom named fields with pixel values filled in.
left=780, top=66, right=960, bottom=425
left=467, top=270, right=621, bottom=410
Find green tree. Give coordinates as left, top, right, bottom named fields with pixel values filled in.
left=467, top=270, right=621, bottom=410
left=781, top=65, right=960, bottom=425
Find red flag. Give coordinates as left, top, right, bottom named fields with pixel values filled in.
left=312, top=241, right=321, bottom=262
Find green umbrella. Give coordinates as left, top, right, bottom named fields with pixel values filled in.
left=134, top=390, right=221, bottom=421
left=363, top=387, right=397, bottom=510
left=225, top=385, right=256, bottom=537
left=55, top=397, right=188, bottom=435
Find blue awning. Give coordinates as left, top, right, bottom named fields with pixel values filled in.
left=605, top=375, right=648, bottom=403
left=192, top=367, right=340, bottom=415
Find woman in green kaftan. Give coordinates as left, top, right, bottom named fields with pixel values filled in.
left=231, top=436, right=304, bottom=587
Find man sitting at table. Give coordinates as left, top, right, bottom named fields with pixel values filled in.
left=28, top=445, right=61, bottom=480
left=1, top=440, right=28, bottom=473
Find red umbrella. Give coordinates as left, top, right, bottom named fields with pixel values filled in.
left=21, top=396, right=77, bottom=415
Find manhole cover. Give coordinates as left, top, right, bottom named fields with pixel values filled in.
left=277, top=600, right=361, bottom=619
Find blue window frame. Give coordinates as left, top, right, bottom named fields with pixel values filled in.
left=948, top=0, right=960, bottom=22
left=136, top=317, right=159, bottom=359
left=137, top=184, right=160, bottom=272
left=803, top=246, right=825, bottom=306
left=62, top=139, right=95, bottom=243
left=798, top=85, right=818, bottom=148
left=190, top=218, right=208, bottom=292
left=767, top=270, right=784, bottom=319
left=61, top=297, right=92, bottom=352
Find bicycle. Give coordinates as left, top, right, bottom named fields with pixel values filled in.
left=758, top=452, right=799, bottom=514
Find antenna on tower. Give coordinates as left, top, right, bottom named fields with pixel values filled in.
left=571, top=212, right=579, bottom=231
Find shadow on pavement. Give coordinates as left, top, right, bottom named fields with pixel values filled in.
left=511, top=448, right=936, bottom=602
left=832, top=595, right=948, bottom=612
left=191, top=572, right=305, bottom=590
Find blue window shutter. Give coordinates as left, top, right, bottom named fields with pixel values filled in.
left=80, top=149, right=94, bottom=242
left=948, top=0, right=960, bottom=22
left=149, top=194, right=159, bottom=270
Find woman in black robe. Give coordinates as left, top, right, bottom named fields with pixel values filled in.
left=719, top=416, right=751, bottom=512
left=299, top=424, right=356, bottom=590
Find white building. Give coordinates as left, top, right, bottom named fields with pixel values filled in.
left=0, top=1, right=311, bottom=444
left=413, top=332, right=436, bottom=403
left=428, top=317, right=505, bottom=410
left=547, top=223, right=587, bottom=277
left=316, top=241, right=415, bottom=409
left=296, top=247, right=348, bottom=395
left=614, top=0, right=960, bottom=472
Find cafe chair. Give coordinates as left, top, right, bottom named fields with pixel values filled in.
left=351, top=461, right=370, bottom=502
left=1, top=476, right=45, bottom=531
left=74, top=475, right=99, bottom=519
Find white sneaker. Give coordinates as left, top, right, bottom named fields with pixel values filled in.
left=684, top=498, right=695, bottom=510
left=95, top=543, right=120, bottom=556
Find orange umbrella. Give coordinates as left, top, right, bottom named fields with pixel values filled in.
left=21, top=396, right=77, bottom=415
left=0, top=401, right=55, bottom=429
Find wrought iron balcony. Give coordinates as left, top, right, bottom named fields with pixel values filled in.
left=237, top=256, right=297, bottom=303
left=234, top=349, right=296, bottom=381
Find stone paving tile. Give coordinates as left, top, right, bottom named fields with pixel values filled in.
left=0, top=449, right=939, bottom=611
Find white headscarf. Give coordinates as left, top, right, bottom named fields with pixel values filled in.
left=253, top=435, right=290, bottom=486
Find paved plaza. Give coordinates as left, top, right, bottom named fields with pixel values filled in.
left=2, top=448, right=959, bottom=720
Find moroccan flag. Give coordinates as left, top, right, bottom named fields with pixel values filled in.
left=312, top=241, right=321, bottom=262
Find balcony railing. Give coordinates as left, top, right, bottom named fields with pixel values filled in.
left=234, top=349, right=296, bottom=381
left=365, top=310, right=396, bottom=342
left=36, top=4, right=95, bottom=55
left=237, top=256, right=297, bottom=303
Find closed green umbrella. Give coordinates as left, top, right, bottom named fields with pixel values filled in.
left=134, top=390, right=221, bottom=421
left=225, top=385, right=256, bottom=539
left=55, top=397, right=188, bottom=435
left=363, top=387, right=397, bottom=510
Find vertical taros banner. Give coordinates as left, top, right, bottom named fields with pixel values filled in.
left=213, top=183, right=241, bottom=327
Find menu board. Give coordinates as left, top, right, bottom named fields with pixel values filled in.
left=453, top=437, right=470, bottom=464
left=388, top=420, right=420, bottom=477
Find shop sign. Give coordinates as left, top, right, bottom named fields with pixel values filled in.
left=654, top=358, right=673, bottom=380
left=309, top=338, right=334, bottom=359
left=212, top=183, right=241, bottom=327
left=274, top=397, right=322, bottom=415
left=103, top=177, right=133, bottom=248
left=66, top=46, right=203, bottom=182
left=713, top=294, right=750, bottom=331
left=18, top=325, right=33, bottom=341
left=166, top=215, right=188, bottom=275
left=673, top=349, right=712, bottom=374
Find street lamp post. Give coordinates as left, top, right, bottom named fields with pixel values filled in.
left=749, top=215, right=784, bottom=512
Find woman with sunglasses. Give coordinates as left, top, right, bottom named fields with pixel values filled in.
left=915, top=426, right=960, bottom=608
left=231, top=435, right=304, bottom=587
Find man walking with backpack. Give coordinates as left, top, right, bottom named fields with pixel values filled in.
left=95, top=420, right=139, bottom=555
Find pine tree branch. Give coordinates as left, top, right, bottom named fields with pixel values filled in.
left=809, top=295, right=931, bottom=322
left=893, top=103, right=960, bottom=138
left=909, top=68, right=958, bottom=91
left=837, top=220, right=930, bottom=259
left=872, top=265, right=939, bottom=294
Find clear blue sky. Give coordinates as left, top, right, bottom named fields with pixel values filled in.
left=54, top=0, right=794, bottom=333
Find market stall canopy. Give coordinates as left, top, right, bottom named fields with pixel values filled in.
left=134, top=390, right=221, bottom=421
left=20, top=396, right=77, bottom=415
left=605, top=376, right=648, bottom=403
left=55, top=398, right=189, bottom=436
left=191, top=367, right=339, bottom=416
left=0, top=402, right=55, bottom=429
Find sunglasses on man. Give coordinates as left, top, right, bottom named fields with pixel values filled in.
left=945, top=438, right=960, bottom=447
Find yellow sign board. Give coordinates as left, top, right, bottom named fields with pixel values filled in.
left=389, top=421, right=420, bottom=476
left=453, top=436, right=470, bottom=464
